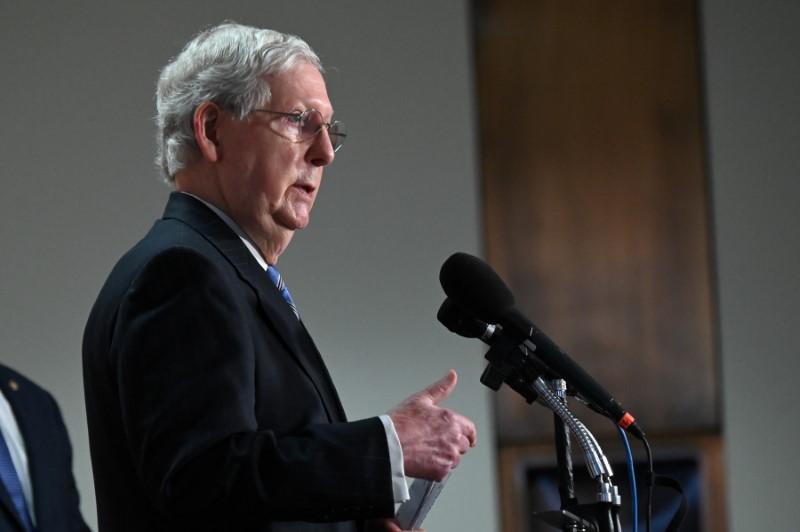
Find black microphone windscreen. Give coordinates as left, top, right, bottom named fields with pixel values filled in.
left=437, top=298, right=491, bottom=339
left=439, top=252, right=515, bottom=322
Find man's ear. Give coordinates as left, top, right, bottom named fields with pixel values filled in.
left=193, top=102, right=222, bottom=162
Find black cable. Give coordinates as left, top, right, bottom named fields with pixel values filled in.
left=642, top=436, right=654, bottom=532
left=640, top=434, right=689, bottom=532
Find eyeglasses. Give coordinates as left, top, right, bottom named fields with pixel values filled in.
left=252, top=108, right=346, bottom=152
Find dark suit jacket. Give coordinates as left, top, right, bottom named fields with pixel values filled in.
left=83, top=192, right=394, bottom=531
left=0, top=364, right=90, bottom=532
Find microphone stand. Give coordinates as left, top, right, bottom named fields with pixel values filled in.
left=530, top=376, right=621, bottom=532
left=552, top=380, right=578, bottom=511
left=480, top=342, right=622, bottom=532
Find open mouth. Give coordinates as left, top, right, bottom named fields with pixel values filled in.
left=293, top=183, right=316, bottom=196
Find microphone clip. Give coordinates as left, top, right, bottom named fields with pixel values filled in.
left=481, top=330, right=542, bottom=404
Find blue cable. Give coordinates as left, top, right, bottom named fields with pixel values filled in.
left=616, top=425, right=638, bottom=532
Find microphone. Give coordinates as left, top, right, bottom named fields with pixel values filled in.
left=438, top=298, right=543, bottom=404
left=439, top=252, right=644, bottom=439
left=437, top=297, right=497, bottom=342
left=437, top=297, right=580, bottom=389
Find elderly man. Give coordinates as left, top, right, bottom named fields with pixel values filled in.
left=83, top=22, right=476, bottom=532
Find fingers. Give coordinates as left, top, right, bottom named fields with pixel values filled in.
left=389, top=374, right=477, bottom=480
left=461, top=414, right=477, bottom=448
left=458, top=432, right=473, bottom=454
left=418, top=369, right=457, bottom=406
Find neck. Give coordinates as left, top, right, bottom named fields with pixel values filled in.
left=174, top=169, right=293, bottom=265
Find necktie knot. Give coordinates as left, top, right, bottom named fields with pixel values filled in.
left=267, top=265, right=299, bottom=320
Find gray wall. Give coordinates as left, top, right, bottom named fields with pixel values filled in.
left=0, top=2, right=496, bottom=531
left=701, top=0, right=800, bottom=530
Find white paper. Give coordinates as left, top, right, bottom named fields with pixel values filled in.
left=395, top=472, right=450, bottom=530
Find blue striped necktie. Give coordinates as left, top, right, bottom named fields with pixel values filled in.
left=0, top=430, right=34, bottom=532
left=267, top=265, right=299, bottom=320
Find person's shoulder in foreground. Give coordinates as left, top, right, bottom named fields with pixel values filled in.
left=0, top=363, right=91, bottom=532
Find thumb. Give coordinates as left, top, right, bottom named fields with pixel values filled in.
left=420, top=369, right=457, bottom=405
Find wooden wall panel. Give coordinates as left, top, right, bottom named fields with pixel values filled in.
left=473, top=0, right=718, bottom=441
left=498, top=436, right=727, bottom=532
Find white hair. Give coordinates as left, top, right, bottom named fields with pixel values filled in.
left=155, top=22, right=323, bottom=183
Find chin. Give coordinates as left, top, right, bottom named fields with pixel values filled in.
left=291, top=212, right=312, bottom=230
left=278, top=218, right=309, bottom=232
left=275, top=206, right=312, bottom=231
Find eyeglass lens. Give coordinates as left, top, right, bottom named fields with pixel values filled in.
left=301, top=110, right=346, bottom=152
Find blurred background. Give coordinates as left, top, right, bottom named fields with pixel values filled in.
left=1, top=1, right=797, bottom=531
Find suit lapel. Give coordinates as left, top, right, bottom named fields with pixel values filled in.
left=0, top=368, right=33, bottom=531
left=162, top=192, right=347, bottom=422
left=241, top=258, right=347, bottom=422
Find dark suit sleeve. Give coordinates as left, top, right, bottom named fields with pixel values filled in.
left=111, top=246, right=393, bottom=527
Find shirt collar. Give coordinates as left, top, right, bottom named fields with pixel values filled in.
left=179, top=192, right=269, bottom=271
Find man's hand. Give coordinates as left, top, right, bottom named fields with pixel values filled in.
left=388, top=370, right=477, bottom=481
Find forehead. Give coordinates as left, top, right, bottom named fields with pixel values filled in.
left=267, top=62, right=331, bottom=112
